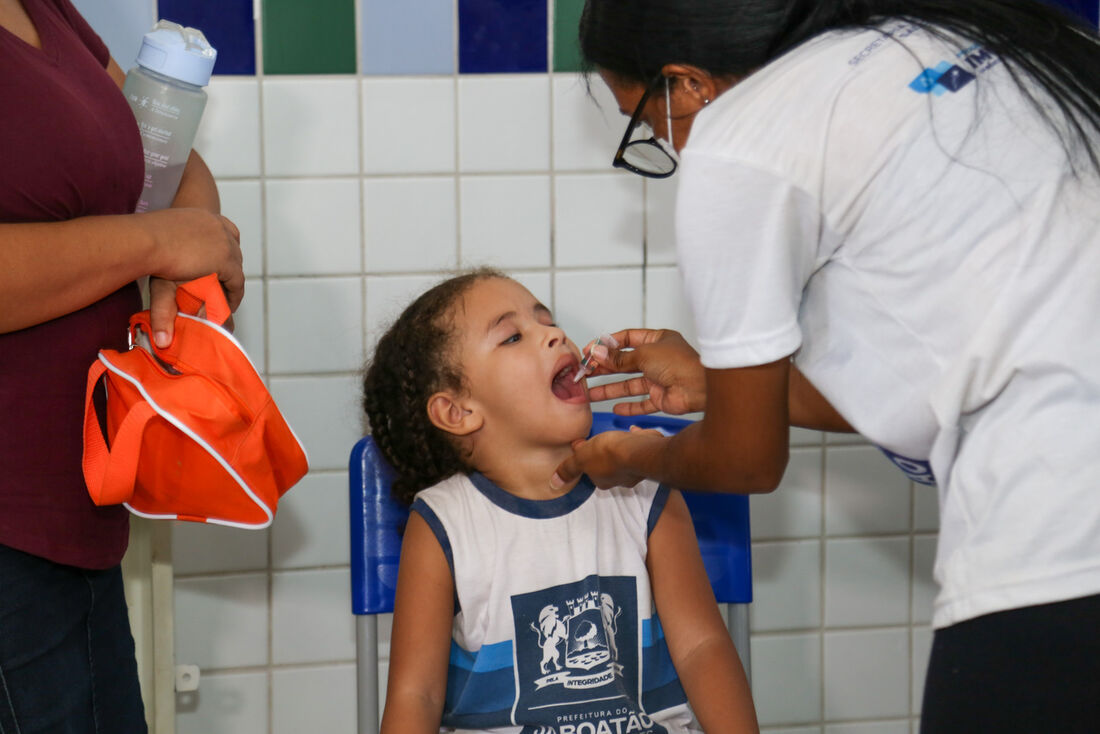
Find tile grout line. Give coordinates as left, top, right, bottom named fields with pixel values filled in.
left=355, top=0, right=368, bottom=391
left=452, top=0, right=462, bottom=270
left=818, top=435, right=827, bottom=725
left=247, top=1, right=277, bottom=729
left=547, top=2, right=558, bottom=311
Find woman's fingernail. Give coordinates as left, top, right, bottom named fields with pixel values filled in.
left=154, top=331, right=170, bottom=348
left=591, top=344, right=609, bottom=361
left=550, top=473, right=564, bottom=489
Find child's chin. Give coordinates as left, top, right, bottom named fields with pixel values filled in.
left=548, top=406, right=593, bottom=445
left=572, top=407, right=594, bottom=440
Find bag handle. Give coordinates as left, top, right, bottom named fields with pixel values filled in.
left=174, top=274, right=230, bottom=326
left=83, top=360, right=158, bottom=506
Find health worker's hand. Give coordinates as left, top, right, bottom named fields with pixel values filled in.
left=551, top=426, right=667, bottom=490
left=584, top=329, right=706, bottom=416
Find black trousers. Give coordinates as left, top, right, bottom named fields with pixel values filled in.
left=921, top=592, right=1100, bottom=733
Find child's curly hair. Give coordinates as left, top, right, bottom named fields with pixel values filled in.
left=362, top=267, right=506, bottom=505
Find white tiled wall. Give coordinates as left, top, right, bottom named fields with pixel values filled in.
left=174, top=69, right=939, bottom=734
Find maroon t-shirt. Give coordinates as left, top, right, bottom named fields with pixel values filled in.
left=0, top=0, right=144, bottom=568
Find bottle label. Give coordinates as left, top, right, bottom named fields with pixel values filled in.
left=127, top=93, right=183, bottom=123
left=123, top=70, right=206, bottom=213
left=138, top=120, right=173, bottom=146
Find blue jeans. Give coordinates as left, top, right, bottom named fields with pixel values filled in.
left=0, top=544, right=146, bottom=734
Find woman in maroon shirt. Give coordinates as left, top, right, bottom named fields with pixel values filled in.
left=0, top=0, right=245, bottom=729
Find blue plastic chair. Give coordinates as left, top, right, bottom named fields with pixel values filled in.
left=349, top=413, right=752, bottom=734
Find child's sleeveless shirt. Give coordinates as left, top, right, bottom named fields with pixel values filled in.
left=411, top=473, right=702, bottom=734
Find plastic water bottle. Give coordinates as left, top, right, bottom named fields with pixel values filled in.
left=123, top=20, right=217, bottom=213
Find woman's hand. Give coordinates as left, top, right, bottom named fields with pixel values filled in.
left=585, top=328, right=706, bottom=416
left=147, top=276, right=236, bottom=345
left=143, top=207, right=244, bottom=346
left=555, top=357, right=793, bottom=494
left=552, top=427, right=668, bottom=490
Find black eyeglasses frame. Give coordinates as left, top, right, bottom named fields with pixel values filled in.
left=611, top=74, right=678, bottom=179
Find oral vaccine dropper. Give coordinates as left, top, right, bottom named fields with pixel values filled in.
left=574, top=333, right=621, bottom=382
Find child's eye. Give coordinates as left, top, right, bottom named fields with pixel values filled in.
left=501, top=333, right=521, bottom=345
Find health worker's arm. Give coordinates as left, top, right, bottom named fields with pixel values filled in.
left=380, top=511, right=453, bottom=734
left=0, top=57, right=242, bottom=336
left=558, top=327, right=854, bottom=492
left=789, top=363, right=854, bottom=433
left=584, top=328, right=853, bottom=433
left=567, top=146, right=843, bottom=490
left=557, top=358, right=791, bottom=492
left=647, top=490, right=758, bottom=733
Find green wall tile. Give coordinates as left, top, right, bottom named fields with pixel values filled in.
left=263, top=0, right=357, bottom=74
left=553, top=0, right=586, bottom=72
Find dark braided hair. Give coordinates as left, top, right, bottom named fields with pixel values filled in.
left=362, top=268, right=506, bottom=505
left=580, top=0, right=1100, bottom=174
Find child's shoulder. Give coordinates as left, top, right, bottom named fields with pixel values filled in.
left=412, top=473, right=476, bottom=507
left=596, top=478, right=676, bottom=522
left=600, top=478, right=670, bottom=502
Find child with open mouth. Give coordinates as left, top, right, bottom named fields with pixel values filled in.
left=361, top=267, right=757, bottom=734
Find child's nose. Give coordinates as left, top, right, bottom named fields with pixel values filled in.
left=544, top=325, right=566, bottom=348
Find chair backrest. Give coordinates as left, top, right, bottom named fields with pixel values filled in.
left=349, top=412, right=752, bottom=615
left=349, top=435, right=404, bottom=615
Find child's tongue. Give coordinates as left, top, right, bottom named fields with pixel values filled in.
left=551, top=368, right=582, bottom=401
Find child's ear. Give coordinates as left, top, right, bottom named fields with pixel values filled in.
left=426, top=391, right=483, bottom=436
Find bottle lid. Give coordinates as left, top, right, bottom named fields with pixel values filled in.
left=134, top=20, right=217, bottom=87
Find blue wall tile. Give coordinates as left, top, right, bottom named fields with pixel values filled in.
left=362, top=0, right=455, bottom=75
left=458, top=0, right=547, bottom=74
left=71, top=0, right=155, bottom=68
left=157, top=0, right=257, bottom=75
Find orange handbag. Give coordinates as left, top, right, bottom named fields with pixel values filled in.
left=82, top=275, right=308, bottom=528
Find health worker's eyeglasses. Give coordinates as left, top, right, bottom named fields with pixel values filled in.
left=612, top=75, right=678, bottom=179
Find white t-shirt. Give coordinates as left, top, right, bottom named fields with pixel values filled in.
left=677, top=21, right=1100, bottom=628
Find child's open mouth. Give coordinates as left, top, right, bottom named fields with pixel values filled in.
left=551, top=360, right=586, bottom=402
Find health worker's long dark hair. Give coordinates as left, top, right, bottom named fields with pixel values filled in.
left=580, top=0, right=1100, bottom=172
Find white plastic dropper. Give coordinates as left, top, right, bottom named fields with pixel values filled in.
left=573, top=333, right=621, bottom=383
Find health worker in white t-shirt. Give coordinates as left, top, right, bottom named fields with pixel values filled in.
left=551, top=1, right=1100, bottom=731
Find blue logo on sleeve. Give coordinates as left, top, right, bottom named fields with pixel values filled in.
left=877, top=446, right=937, bottom=486
left=909, top=61, right=976, bottom=95
left=909, top=45, right=998, bottom=96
